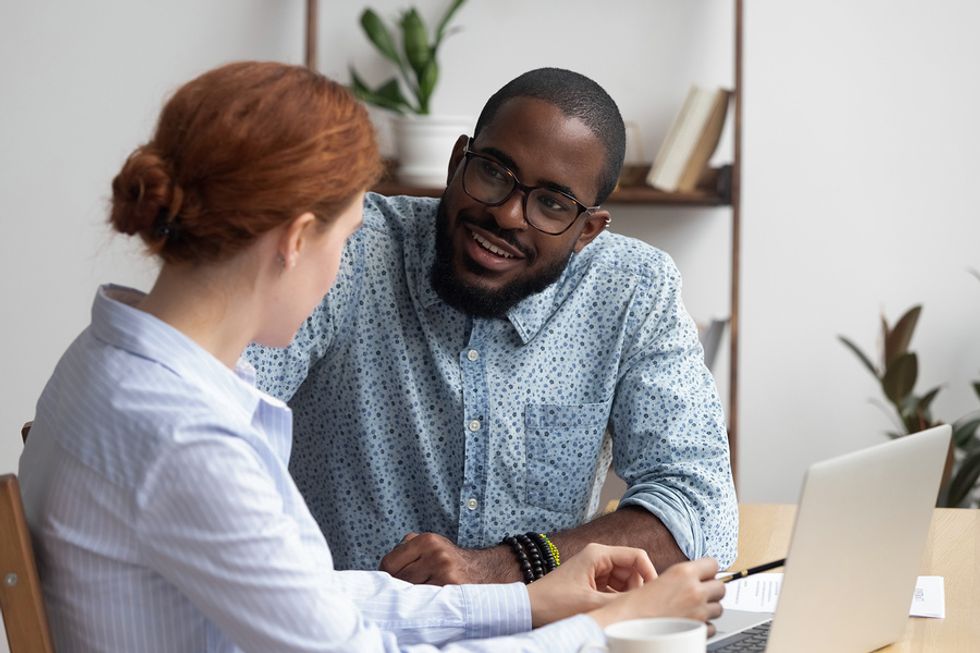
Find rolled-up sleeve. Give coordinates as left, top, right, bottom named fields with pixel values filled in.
left=610, top=256, right=738, bottom=567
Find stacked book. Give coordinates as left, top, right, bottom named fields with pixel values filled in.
left=647, top=86, right=731, bottom=193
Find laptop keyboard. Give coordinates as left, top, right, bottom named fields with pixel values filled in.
left=706, top=621, right=772, bottom=652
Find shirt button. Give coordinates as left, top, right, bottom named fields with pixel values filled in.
left=468, top=419, right=481, bottom=432
left=466, top=498, right=479, bottom=511
left=467, top=349, right=479, bottom=362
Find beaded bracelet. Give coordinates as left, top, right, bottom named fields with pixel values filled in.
left=532, top=532, right=560, bottom=571
left=517, top=533, right=546, bottom=581
left=502, top=534, right=537, bottom=583
left=501, top=532, right=562, bottom=583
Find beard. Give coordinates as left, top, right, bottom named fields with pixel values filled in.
left=430, top=200, right=570, bottom=319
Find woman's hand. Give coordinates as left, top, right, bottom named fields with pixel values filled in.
left=588, top=557, right=725, bottom=632
left=525, top=542, right=657, bottom=627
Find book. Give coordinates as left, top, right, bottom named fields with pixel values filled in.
left=697, top=317, right=728, bottom=371
left=647, top=86, right=731, bottom=192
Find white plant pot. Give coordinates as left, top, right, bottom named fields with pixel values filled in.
left=392, top=114, right=473, bottom=187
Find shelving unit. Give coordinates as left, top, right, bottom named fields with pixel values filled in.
left=304, top=0, right=743, bottom=478
left=373, top=169, right=730, bottom=207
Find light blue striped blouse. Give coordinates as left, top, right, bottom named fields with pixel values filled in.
left=18, top=285, right=603, bottom=652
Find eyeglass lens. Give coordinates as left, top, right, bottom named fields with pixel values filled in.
left=464, top=156, right=581, bottom=235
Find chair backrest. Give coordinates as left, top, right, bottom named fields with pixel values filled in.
left=0, top=474, right=54, bottom=653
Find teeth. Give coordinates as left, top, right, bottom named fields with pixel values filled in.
left=472, top=231, right=513, bottom=258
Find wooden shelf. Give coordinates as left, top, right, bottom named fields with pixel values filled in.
left=372, top=182, right=729, bottom=207
left=373, top=164, right=732, bottom=207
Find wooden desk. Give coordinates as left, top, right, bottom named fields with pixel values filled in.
left=732, top=504, right=979, bottom=652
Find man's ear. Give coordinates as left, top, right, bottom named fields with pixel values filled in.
left=573, top=209, right=612, bottom=253
left=446, top=134, right=470, bottom=186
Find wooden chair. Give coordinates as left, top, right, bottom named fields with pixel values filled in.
left=0, top=474, right=54, bottom=653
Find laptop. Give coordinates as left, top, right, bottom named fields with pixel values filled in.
left=707, top=424, right=951, bottom=653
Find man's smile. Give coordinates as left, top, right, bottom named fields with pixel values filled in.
left=459, top=222, right=528, bottom=273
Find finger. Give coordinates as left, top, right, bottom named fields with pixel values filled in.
left=401, top=532, right=420, bottom=543
left=597, top=545, right=658, bottom=583
left=379, top=538, right=424, bottom=576
left=603, top=564, right=646, bottom=592
left=690, top=556, right=720, bottom=580
left=705, top=601, right=724, bottom=621
left=703, top=579, right=726, bottom=603
left=706, top=622, right=717, bottom=638
left=391, top=557, right=436, bottom=585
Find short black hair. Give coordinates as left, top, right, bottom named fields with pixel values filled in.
left=473, top=68, right=625, bottom=205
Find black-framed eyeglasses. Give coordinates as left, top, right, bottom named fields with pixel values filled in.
left=460, top=138, right=600, bottom=236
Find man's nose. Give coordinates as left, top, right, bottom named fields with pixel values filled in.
left=488, top=191, right=528, bottom=231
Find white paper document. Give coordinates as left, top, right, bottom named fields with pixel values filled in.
left=719, top=573, right=945, bottom=619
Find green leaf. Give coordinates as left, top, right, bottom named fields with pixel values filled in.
left=918, top=386, right=942, bottom=414
left=885, top=431, right=905, bottom=440
left=360, top=9, right=402, bottom=65
left=953, top=416, right=980, bottom=448
left=879, top=314, right=889, bottom=364
left=946, top=450, right=980, bottom=507
left=882, top=352, right=917, bottom=405
left=416, top=58, right=438, bottom=114
left=400, top=9, right=430, bottom=80
left=884, top=305, right=921, bottom=366
left=838, top=335, right=878, bottom=378
left=349, top=69, right=409, bottom=113
left=435, top=0, right=467, bottom=46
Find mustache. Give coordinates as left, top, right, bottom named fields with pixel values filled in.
left=458, top=210, right=534, bottom=260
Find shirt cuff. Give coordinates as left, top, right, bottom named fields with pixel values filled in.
left=460, top=582, right=533, bottom=640
left=527, top=614, right=606, bottom=652
left=619, top=486, right=707, bottom=561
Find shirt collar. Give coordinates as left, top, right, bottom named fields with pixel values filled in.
left=410, top=202, right=585, bottom=345
left=503, top=254, right=577, bottom=344
left=89, top=284, right=281, bottom=422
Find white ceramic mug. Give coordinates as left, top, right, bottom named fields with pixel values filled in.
left=581, top=618, right=707, bottom=653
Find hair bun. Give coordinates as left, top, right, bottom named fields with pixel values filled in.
left=109, top=147, right=176, bottom=238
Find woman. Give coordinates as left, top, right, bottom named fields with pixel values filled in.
left=19, top=61, right=723, bottom=652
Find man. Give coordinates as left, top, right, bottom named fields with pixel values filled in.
left=249, top=68, right=737, bottom=584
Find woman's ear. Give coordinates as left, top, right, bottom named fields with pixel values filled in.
left=277, top=212, right=317, bottom=269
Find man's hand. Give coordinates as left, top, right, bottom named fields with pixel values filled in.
left=525, top=542, right=658, bottom=627
left=379, top=532, right=523, bottom=585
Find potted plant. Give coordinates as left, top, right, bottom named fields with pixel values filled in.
left=838, top=275, right=980, bottom=507
left=350, top=0, right=471, bottom=187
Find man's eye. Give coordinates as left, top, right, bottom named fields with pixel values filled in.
left=478, top=160, right=507, bottom=180
left=536, top=192, right=573, bottom=212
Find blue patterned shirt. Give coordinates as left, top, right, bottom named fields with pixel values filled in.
left=249, top=193, right=738, bottom=571
left=20, top=285, right=603, bottom=652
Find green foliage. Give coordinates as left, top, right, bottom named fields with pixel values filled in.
left=839, top=293, right=980, bottom=508
left=837, top=305, right=939, bottom=435
left=349, top=0, right=466, bottom=115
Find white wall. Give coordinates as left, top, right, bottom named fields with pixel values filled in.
left=739, top=0, right=980, bottom=501
left=2, top=1, right=979, bottom=506
left=0, top=1, right=305, bottom=477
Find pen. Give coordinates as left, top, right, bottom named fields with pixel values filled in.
left=720, top=558, right=786, bottom=583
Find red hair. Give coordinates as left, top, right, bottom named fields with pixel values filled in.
left=110, top=61, right=382, bottom=263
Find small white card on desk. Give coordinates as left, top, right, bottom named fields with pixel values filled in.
left=910, top=576, right=945, bottom=618
left=719, top=573, right=945, bottom=619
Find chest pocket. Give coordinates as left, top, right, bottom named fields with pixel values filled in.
left=524, top=402, right=609, bottom=515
